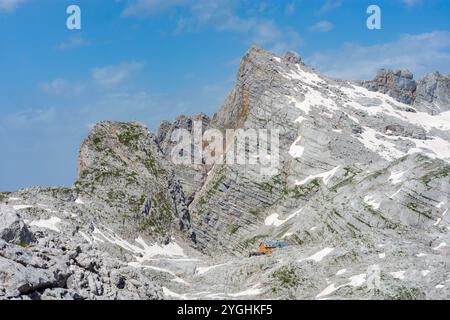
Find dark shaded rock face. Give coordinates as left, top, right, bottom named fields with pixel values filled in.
left=0, top=205, right=34, bottom=245
left=156, top=113, right=211, bottom=156
left=415, top=72, right=450, bottom=114
left=361, top=69, right=417, bottom=105
left=155, top=113, right=211, bottom=201
left=360, top=69, right=450, bottom=115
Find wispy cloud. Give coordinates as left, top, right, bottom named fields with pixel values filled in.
left=91, top=62, right=144, bottom=87
left=402, top=0, right=422, bottom=7
left=123, top=0, right=302, bottom=53
left=307, top=31, right=450, bottom=80
left=40, top=79, right=85, bottom=96
left=56, top=35, right=89, bottom=51
left=318, top=0, right=342, bottom=14
left=123, top=0, right=188, bottom=16
left=1, top=108, right=57, bottom=130
left=309, top=20, right=334, bottom=32
left=0, top=0, right=24, bottom=13
left=41, top=61, right=145, bottom=96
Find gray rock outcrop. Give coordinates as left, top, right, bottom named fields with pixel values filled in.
left=360, top=69, right=450, bottom=115
left=415, top=72, right=450, bottom=114
left=0, top=205, right=34, bottom=245
left=361, top=69, right=417, bottom=105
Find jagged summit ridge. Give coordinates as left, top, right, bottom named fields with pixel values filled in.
left=360, top=67, right=450, bottom=115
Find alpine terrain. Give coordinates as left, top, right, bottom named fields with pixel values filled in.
left=1, top=46, right=450, bottom=300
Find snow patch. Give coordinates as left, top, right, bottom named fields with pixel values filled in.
left=30, top=216, right=61, bottom=232
left=316, top=273, right=366, bottom=299
left=264, top=209, right=302, bottom=227
left=432, top=242, right=449, bottom=250
left=282, top=65, right=327, bottom=87
left=162, top=287, right=188, bottom=300
left=358, top=127, right=405, bottom=161
left=336, top=269, right=347, bottom=276
left=289, top=136, right=304, bottom=158
left=416, top=253, right=427, bottom=258
left=135, top=237, right=186, bottom=262
left=300, top=247, right=334, bottom=263
left=348, top=273, right=367, bottom=287
left=407, top=136, right=450, bottom=161
left=296, top=166, right=340, bottom=186
left=13, top=205, right=34, bottom=211
left=197, top=262, right=231, bottom=275
left=91, top=227, right=186, bottom=263
left=389, top=170, right=407, bottom=184
left=364, top=195, right=381, bottom=210
left=389, top=188, right=402, bottom=199
left=342, top=85, right=450, bottom=133
left=421, top=270, right=431, bottom=277
left=172, top=277, right=190, bottom=286
left=228, top=284, right=263, bottom=297
left=390, top=271, right=406, bottom=280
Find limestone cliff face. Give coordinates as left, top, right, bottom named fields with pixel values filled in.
left=415, top=72, right=450, bottom=114
left=156, top=113, right=211, bottom=203
left=76, top=121, right=192, bottom=244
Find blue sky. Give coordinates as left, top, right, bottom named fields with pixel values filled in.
left=1, top=0, right=450, bottom=191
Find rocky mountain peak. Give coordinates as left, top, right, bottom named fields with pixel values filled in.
left=156, top=113, right=210, bottom=156
left=283, top=51, right=302, bottom=64
left=360, top=68, right=417, bottom=105
left=415, top=71, right=450, bottom=114
left=359, top=68, right=450, bottom=115
left=78, top=121, right=157, bottom=179
left=76, top=120, right=193, bottom=245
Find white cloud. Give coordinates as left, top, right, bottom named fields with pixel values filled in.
left=309, top=20, right=333, bottom=32
left=56, top=35, right=88, bottom=51
left=123, top=0, right=188, bottom=16
left=318, top=0, right=342, bottom=14
left=285, top=2, right=296, bottom=16
left=403, top=0, right=422, bottom=7
left=123, top=0, right=302, bottom=54
left=40, top=79, right=84, bottom=96
left=2, top=108, right=57, bottom=129
left=251, top=23, right=302, bottom=54
left=91, top=62, right=144, bottom=87
left=307, top=31, right=450, bottom=80
left=0, top=0, right=24, bottom=13
left=41, top=62, right=144, bottom=96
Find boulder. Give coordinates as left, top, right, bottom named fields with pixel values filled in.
left=0, top=205, right=34, bottom=245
